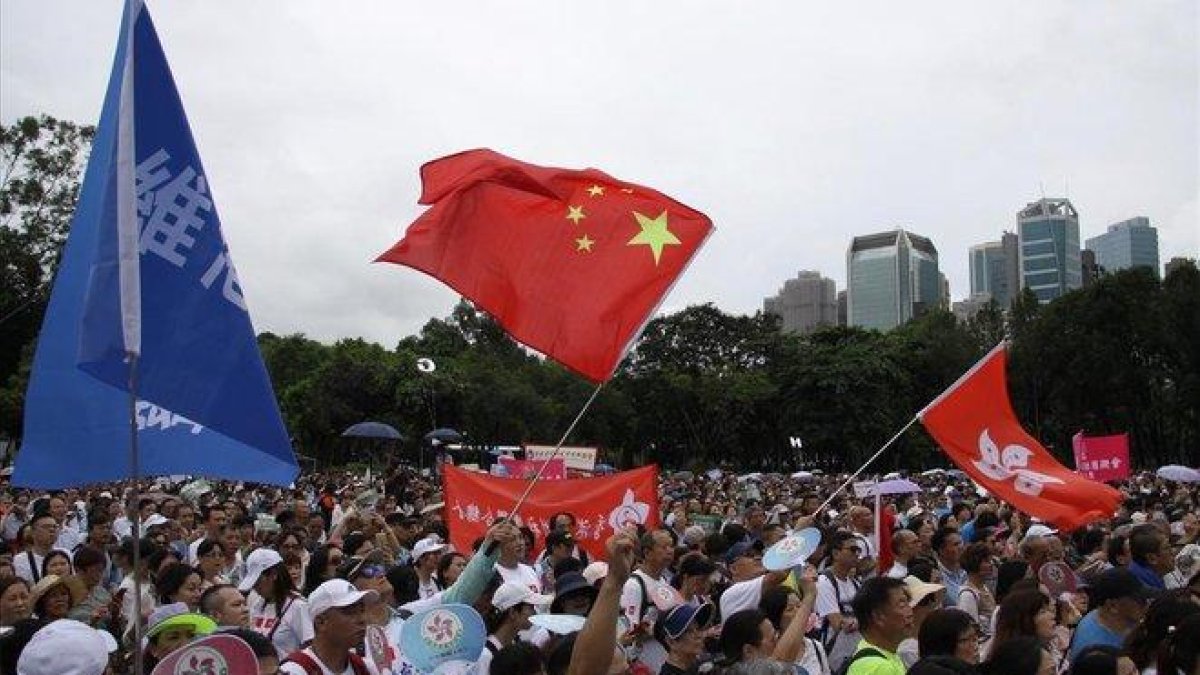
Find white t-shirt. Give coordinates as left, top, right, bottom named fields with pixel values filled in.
left=814, top=572, right=859, bottom=619
left=795, top=636, right=832, bottom=675
left=620, top=571, right=668, bottom=673
left=417, top=575, right=439, bottom=600
left=719, top=576, right=766, bottom=620
left=278, top=647, right=380, bottom=675
left=885, top=561, right=908, bottom=579
left=249, top=591, right=315, bottom=659
left=494, top=562, right=542, bottom=594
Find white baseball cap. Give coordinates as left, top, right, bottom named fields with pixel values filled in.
left=17, top=619, right=118, bottom=675
left=412, top=536, right=447, bottom=561
left=491, top=582, right=554, bottom=611
left=1022, top=524, right=1059, bottom=541
left=308, top=579, right=379, bottom=618
left=238, top=548, right=284, bottom=592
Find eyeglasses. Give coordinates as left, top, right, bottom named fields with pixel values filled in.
left=328, top=556, right=345, bottom=566
left=844, top=546, right=862, bottom=554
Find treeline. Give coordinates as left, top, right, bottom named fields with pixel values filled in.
left=257, top=264, right=1199, bottom=472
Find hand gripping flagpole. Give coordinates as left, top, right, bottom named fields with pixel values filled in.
left=509, top=381, right=606, bottom=518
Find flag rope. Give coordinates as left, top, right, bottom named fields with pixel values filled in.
left=814, top=416, right=919, bottom=516
left=509, top=381, right=606, bottom=518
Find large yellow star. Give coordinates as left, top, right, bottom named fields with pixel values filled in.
left=586, top=184, right=605, bottom=197
left=566, top=205, right=586, bottom=224
left=627, top=210, right=680, bottom=265
left=575, top=234, right=595, bottom=252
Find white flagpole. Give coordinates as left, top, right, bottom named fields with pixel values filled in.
left=815, top=416, right=918, bottom=516
left=509, top=381, right=605, bottom=518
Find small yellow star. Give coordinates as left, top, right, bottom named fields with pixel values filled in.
left=575, top=234, right=595, bottom=252
left=566, top=205, right=586, bottom=224
left=586, top=184, right=605, bottom=197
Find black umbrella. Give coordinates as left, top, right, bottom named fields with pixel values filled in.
left=341, top=421, right=404, bottom=440
left=423, top=427, right=463, bottom=445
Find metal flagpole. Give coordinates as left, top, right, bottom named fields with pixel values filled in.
left=127, top=353, right=145, bottom=675
left=509, top=381, right=606, bottom=517
left=814, top=416, right=918, bottom=516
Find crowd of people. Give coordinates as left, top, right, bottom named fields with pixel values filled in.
left=0, top=464, right=1197, bottom=675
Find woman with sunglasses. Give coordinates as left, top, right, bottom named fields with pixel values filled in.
left=339, top=551, right=402, bottom=642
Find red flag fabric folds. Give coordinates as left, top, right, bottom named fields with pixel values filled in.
left=442, top=465, right=659, bottom=560
left=377, top=149, right=714, bottom=383
left=918, top=344, right=1122, bottom=531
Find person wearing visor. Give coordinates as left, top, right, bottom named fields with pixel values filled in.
left=654, top=602, right=715, bottom=675
left=339, top=550, right=404, bottom=652
left=142, top=602, right=218, bottom=671
left=280, top=579, right=378, bottom=675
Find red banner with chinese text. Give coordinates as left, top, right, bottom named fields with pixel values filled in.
left=443, top=464, right=659, bottom=560
left=1072, top=432, right=1131, bottom=482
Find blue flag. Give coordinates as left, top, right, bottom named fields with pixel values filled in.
left=13, top=0, right=298, bottom=488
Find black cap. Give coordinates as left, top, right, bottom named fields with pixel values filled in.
left=1090, top=567, right=1159, bottom=605
left=550, top=572, right=598, bottom=613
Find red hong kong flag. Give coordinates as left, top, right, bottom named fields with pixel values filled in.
left=917, top=343, right=1122, bottom=531
left=377, top=149, right=715, bottom=383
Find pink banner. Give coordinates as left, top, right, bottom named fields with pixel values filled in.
left=496, top=456, right=567, bottom=480
left=1072, top=432, right=1131, bottom=482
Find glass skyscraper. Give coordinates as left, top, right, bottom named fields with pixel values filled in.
left=847, top=229, right=941, bottom=330
left=1085, top=217, right=1160, bottom=277
left=1017, top=198, right=1082, bottom=303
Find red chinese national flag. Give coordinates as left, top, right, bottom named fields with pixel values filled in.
left=917, top=343, right=1122, bottom=531
left=377, top=149, right=714, bottom=382
left=442, top=464, right=659, bottom=560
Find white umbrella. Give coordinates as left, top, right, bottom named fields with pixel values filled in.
left=920, top=468, right=946, bottom=477
left=791, top=471, right=814, bottom=481
left=1156, top=465, right=1200, bottom=483
left=883, top=471, right=902, bottom=480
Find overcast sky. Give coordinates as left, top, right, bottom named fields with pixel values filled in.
left=2, top=1, right=1197, bottom=348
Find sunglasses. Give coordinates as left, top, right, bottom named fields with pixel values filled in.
left=356, top=565, right=386, bottom=580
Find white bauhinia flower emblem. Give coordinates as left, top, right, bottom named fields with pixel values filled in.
left=608, top=488, right=650, bottom=532
left=974, top=429, right=1064, bottom=497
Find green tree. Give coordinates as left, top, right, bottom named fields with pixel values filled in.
left=0, top=115, right=95, bottom=436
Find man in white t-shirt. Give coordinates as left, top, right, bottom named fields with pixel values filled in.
left=279, top=579, right=377, bottom=675
left=849, top=506, right=878, bottom=578
left=718, top=539, right=789, bottom=619
left=620, top=529, right=676, bottom=673
left=187, top=505, right=229, bottom=565
left=494, top=530, right=542, bottom=594
left=886, top=530, right=919, bottom=579
left=14, top=512, right=70, bottom=584
left=814, top=531, right=864, bottom=672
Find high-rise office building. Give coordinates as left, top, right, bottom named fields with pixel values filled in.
left=763, top=271, right=838, bottom=335
left=1017, top=198, right=1082, bottom=303
left=1165, top=257, right=1195, bottom=277
left=846, top=229, right=941, bottom=330
left=1085, top=217, right=1160, bottom=277
left=968, top=231, right=1020, bottom=308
